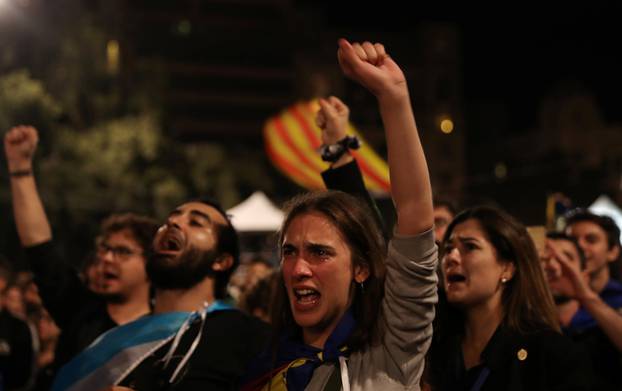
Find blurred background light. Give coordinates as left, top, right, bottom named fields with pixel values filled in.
left=440, top=118, right=454, bottom=134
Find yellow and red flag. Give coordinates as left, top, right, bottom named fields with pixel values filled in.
left=263, top=100, right=390, bottom=193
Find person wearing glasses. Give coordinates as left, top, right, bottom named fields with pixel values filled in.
left=4, top=126, right=158, bottom=384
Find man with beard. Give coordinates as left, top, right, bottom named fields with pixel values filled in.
left=51, top=200, right=271, bottom=391
left=4, top=126, right=157, bottom=387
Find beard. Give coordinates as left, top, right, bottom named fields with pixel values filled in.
left=147, top=247, right=220, bottom=290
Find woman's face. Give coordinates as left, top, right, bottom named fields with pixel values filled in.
left=281, top=212, right=368, bottom=347
left=442, top=218, right=514, bottom=309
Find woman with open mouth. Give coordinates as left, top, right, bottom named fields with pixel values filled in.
left=428, top=206, right=593, bottom=390
left=242, top=38, right=437, bottom=391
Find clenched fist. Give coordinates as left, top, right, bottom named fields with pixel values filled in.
left=4, top=125, right=39, bottom=172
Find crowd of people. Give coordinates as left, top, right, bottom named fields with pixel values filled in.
left=0, top=39, right=620, bottom=391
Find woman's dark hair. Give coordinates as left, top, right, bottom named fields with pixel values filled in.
left=271, top=190, right=386, bottom=351
left=441, top=206, right=559, bottom=334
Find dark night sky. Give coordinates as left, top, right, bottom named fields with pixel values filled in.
left=309, top=2, right=622, bottom=134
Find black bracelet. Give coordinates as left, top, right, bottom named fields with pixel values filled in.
left=9, top=169, right=33, bottom=177
left=320, top=135, right=361, bottom=163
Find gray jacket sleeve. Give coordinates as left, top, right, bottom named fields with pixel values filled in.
left=381, top=229, right=438, bottom=385
left=347, top=228, right=438, bottom=390
left=306, top=229, right=438, bottom=391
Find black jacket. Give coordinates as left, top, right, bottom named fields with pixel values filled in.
left=430, top=325, right=593, bottom=391
left=321, top=160, right=387, bottom=238
left=25, top=242, right=117, bottom=371
left=119, top=309, right=270, bottom=390
left=0, top=310, right=34, bottom=390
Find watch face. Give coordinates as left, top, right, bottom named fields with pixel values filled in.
left=321, top=144, right=346, bottom=162
left=328, top=145, right=342, bottom=153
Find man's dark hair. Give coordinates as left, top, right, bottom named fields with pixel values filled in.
left=433, top=198, right=458, bottom=217
left=100, top=213, right=159, bottom=259
left=565, top=209, right=621, bottom=249
left=194, top=197, right=240, bottom=299
left=546, top=231, right=587, bottom=269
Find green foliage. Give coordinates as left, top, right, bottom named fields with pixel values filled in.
left=0, top=70, right=247, bottom=260
left=0, top=70, right=61, bottom=134
left=36, top=113, right=242, bottom=223
left=0, top=2, right=277, bottom=263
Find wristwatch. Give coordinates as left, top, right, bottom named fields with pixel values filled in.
left=320, top=135, right=361, bottom=163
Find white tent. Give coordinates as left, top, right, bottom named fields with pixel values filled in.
left=227, top=191, right=284, bottom=232
left=589, top=195, right=622, bottom=242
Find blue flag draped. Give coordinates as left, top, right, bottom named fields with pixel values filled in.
left=52, top=301, right=233, bottom=391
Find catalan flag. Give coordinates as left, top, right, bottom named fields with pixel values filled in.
left=264, top=100, right=390, bottom=193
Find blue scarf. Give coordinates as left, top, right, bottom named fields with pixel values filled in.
left=243, top=309, right=356, bottom=391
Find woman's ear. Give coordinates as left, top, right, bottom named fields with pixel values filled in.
left=354, top=264, right=370, bottom=283
left=502, top=261, right=516, bottom=282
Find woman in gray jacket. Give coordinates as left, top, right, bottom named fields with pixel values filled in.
left=242, top=39, right=438, bottom=391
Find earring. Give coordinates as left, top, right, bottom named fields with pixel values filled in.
left=501, top=277, right=508, bottom=284
left=359, top=281, right=365, bottom=293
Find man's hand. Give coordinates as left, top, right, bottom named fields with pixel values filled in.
left=4, top=125, right=39, bottom=172
left=337, top=39, right=407, bottom=102
left=316, top=96, right=350, bottom=145
left=547, top=240, right=596, bottom=302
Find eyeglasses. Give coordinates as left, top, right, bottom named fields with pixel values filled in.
left=96, top=242, right=143, bottom=260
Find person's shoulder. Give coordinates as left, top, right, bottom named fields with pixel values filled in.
left=0, top=310, right=26, bottom=328
left=604, top=278, right=622, bottom=294
left=526, top=327, right=573, bottom=346
left=195, top=310, right=271, bottom=366
left=523, top=328, right=586, bottom=363
left=601, top=279, right=622, bottom=309
left=604, top=278, right=622, bottom=292
left=206, top=309, right=271, bottom=336
left=0, top=310, right=31, bottom=342
left=523, top=328, right=594, bottom=388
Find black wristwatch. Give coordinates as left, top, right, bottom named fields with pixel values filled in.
left=320, top=135, right=361, bottom=162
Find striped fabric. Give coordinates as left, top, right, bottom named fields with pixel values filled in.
left=52, top=301, right=233, bottom=391
left=264, top=100, right=390, bottom=192
left=51, top=311, right=191, bottom=391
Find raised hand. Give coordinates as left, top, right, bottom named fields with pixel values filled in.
left=337, top=39, right=407, bottom=101
left=4, top=125, right=39, bottom=172
left=338, top=39, right=432, bottom=234
left=316, top=96, right=350, bottom=145
left=546, top=239, right=594, bottom=300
